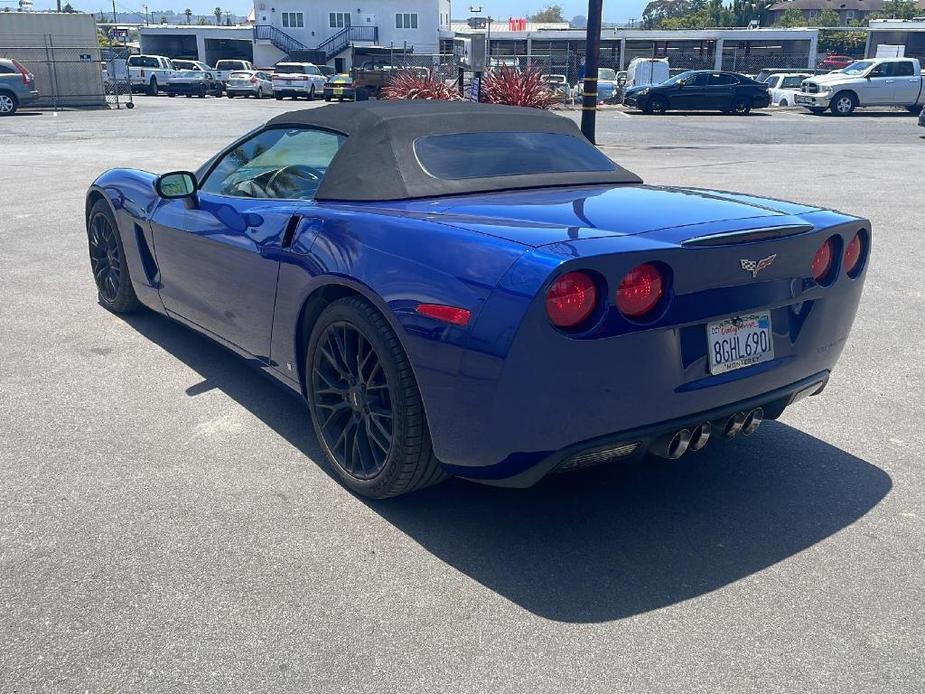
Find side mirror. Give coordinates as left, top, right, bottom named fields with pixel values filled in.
left=155, top=171, right=198, bottom=199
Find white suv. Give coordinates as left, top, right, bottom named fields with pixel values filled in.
left=271, top=62, right=326, bottom=100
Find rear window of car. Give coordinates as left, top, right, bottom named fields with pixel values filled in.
left=216, top=60, right=244, bottom=70
left=229, top=71, right=252, bottom=79
left=782, top=76, right=806, bottom=88
left=128, top=56, right=160, bottom=68
left=414, top=132, right=617, bottom=181
left=275, top=63, right=307, bottom=74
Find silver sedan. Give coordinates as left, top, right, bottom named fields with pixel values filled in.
left=225, top=70, right=273, bottom=99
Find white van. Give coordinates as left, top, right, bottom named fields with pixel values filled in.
left=626, top=58, right=670, bottom=89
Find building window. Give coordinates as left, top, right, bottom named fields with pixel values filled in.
left=329, top=12, right=351, bottom=28
left=395, top=13, right=418, bottom=29
left=282, top=12, right=303, bottom=28
left=846, top=10, right=856, bottom=18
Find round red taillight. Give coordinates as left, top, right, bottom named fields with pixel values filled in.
left=811, top=238, right=834, bottom=284
left=616, top=263, right=664, bottom=319
left=546, top=271, right=597, bottom=328
left=844, top=232, right=863, bottom=276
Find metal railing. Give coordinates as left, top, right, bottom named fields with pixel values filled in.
left=317, top=25, right=379, bottom=61
left=253, top=24, right=309, bottom=55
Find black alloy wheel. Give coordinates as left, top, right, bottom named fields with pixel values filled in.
left=87, top=200, right=140, bottom=313
left=732, top=97, right=751, bottom=115
left=312, top=320, right=394, bottom=479
left=307, top=297, right=445, bottom=498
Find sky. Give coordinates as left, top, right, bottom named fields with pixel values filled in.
left=27, top=0, right=651, bottom=24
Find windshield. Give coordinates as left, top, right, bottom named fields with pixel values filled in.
left=841, top=61, right=875, bottom=75
left=598, top=68, right=616, bottom=81
left=414, top=132, right=617, bottom=181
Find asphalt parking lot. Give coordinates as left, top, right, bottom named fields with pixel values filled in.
left=1, top=97, right=923, bottom=693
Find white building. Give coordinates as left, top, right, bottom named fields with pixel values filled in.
left=251, top=0, right=452, bottom=66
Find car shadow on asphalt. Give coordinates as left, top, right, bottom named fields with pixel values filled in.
left=122, top=310, right=892, bottom=624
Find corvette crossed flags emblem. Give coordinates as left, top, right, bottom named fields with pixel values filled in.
left=740, top=254, right=777, bottom=278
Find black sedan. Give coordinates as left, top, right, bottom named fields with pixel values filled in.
left=624, top=70, right=770, bottom=115
left=165, top=71, right=223, bottom=98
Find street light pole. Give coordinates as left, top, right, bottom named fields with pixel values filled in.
left=580, top=0, right=603, bottom=143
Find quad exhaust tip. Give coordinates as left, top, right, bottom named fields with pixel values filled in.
left=742, top=407, right=764, bottom=436
left=688, top=422, right=712, bottom=451
left=723, top=412, right=746, bottom=438
left=651, top=428, right=692, bottom=460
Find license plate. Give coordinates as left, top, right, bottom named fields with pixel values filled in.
left=707, top=311, right=774, bottom=375
left=795, top=95, right=811, bottom=104
left=334, top=87, right=343, bottom=94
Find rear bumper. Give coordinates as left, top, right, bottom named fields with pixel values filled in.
left=18, top=89, right=39, bottom=105
left=273, top=83, right=312, bottom=95
left=226, top=86, right=260, bottom=96
left=323, top=87, right=355, bottom=99
left=444, top=372, right=829, bottom=487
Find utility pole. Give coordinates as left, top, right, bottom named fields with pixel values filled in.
left=111, top=0, right=116, bottom=25
left=580, top=0, right=603, bottom=143
left=142, top=3, right=148, bottom=25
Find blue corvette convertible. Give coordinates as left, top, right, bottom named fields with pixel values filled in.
left=86, top=101, right=869, bottom=498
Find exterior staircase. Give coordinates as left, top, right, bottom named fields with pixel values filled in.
left=254, top=24, right=379, bottom=63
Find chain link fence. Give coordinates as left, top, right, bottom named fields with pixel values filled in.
left=371, top=48, right=812, bottom=88
left=0, top=32, right=133, bottom=110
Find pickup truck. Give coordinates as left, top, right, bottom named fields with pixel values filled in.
left=127, top=54, right=174, bottom=95
left=795, top=57, right=924, bottom=115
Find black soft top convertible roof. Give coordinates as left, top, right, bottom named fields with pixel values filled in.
left=262, top=100, right=642, bottom=201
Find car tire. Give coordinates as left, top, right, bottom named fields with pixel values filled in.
left=256, top=87, right=263, bottom=98
left=168, top=92, right=176, bottom=98
left=646, top=96, right=668, bottom=115
left=275, top=94, right=282, bottom=100
left=227, top=93, right=234, bottom=98
left=0, top=91, right=17, bottom=115
left=308, top=86, right=316, bottom=101
left=198, top=86, right=206, bottom=98
left=324, top=95, right=331, bottom=102
left=732, top=97, right=751, bottom=115
left=86, top=199, right=142, bottom=314
left=830, top=91, right=857, bottom=116
left=306, top=297, right=447, bottom=499
left=147, top=77, right=158, bottom=96
left=779, top=98, right=789, bottom=107
left=906, top=104, right=923, bottom=114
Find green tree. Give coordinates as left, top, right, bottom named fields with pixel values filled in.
left=817, top=8, right=840, bottom=26
left=528, top=4, right=565, bottom=22
left=867, top=0, right=919, bottom=20
left=214, top=6, right=222, bottom=25
left=642, top=0, right=693, bottom=28
left=184, top=8, right=192, bottom=23
left=777, top=7, right=808, bottom=26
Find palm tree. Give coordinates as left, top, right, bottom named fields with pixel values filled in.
left=214, top=6, right=222, bottom=25
left=184, top=8, right=192, bottom=23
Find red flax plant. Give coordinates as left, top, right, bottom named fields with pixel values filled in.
left=381, top=69, right=462, bottom=101
left=481, top=65, right=558, bottom=109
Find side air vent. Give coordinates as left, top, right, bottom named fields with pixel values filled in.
left=134, top=223, right=160, bottom=286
